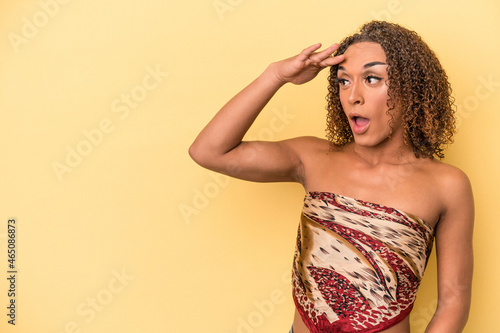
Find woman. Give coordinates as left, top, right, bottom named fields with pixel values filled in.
left=189, top=21, right=474, bottom=333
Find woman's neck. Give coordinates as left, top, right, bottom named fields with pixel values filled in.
left=349, top=140, right=416, bottom=167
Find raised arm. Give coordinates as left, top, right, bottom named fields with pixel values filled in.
left=189, top=43, right=345, bottom=183
left=425, top=168, right=474, bottom=332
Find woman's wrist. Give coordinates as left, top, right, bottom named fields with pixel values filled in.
left=261, top=62, right=289, bottom=88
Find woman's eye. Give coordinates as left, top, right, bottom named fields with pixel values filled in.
left=337, top=78, right=349, bottom=86
left=365, top=76, right=381, bottom=84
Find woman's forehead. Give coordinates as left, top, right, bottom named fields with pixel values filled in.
left=339, top=42, right=387, bottom=70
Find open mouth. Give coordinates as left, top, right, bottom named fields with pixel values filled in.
left=351, top=115, right=370, bottom=134
left=352, top=116, right=369, bottom=126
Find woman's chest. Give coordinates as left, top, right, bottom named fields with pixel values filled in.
left=302, top=155, right=442, bottom=227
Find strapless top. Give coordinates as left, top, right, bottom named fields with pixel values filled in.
left=292, top=192, right=435, bottom=332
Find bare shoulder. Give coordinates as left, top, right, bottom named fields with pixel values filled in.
left=423, top=159, right=474, bottom=221
left=426, top=159, right=472, bottom=194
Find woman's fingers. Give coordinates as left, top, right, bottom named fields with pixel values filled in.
left=297, top=43, right=323, bottom=62
left=319, top=52, right=345, bottom=67
left=312, top=44, right=341, bottom=63
left=275, top=42, right=344, bottom=85
left=315, top=43, right=340, bottom=60
left=300, top=43, right=343, bottom=67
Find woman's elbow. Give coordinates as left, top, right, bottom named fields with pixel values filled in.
left=188, top=142, right=220, bottom=171
left=188, top=142, right=206, bottom=166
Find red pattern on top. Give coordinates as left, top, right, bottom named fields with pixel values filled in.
left=292, top=192, right=434, bottom=332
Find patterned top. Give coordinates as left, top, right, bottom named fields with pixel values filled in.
left=292, top=192, right=435, bottom=332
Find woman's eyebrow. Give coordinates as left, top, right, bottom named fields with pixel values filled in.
left=337, top=61, right=387, bottom=72
left=363, top=61, right=387, bottom=68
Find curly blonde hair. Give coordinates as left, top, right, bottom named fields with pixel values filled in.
left=326, top=21, right=456, bottom=158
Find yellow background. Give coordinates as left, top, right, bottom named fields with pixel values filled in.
left=0, top=0, right=499, bottom=332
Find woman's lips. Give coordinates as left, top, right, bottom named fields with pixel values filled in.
left=351, top=116, right=370, bottom=134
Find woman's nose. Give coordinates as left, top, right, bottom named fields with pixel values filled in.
left=347, top=80, right=364, bottom=105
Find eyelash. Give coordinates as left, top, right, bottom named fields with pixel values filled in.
left=365, top=75, right=382, bottom=84
left=336, top=75, right=382, bottom=86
